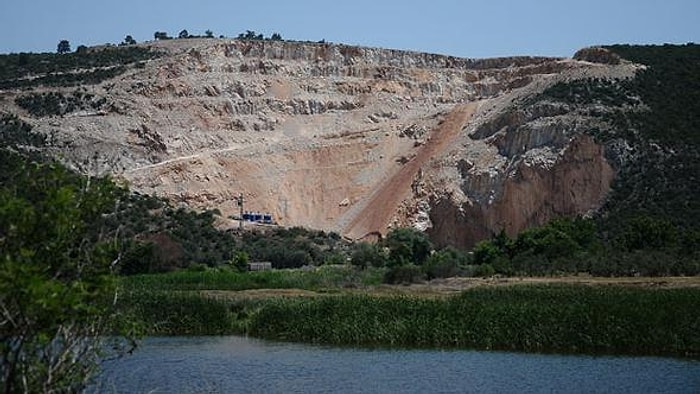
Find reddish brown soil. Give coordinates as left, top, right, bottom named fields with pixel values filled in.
left=344, top=103, right=478, bottom=239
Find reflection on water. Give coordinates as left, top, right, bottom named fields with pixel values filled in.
left=92, top=336, right=700, bottom=393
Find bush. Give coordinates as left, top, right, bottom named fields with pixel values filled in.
left=423, top=247, right=464, bottom=279
left=384, top=227, right=432, bottom=267
left=350, top=242, right=387, bottom=269
left=383, top=264, right=425, bottom=284
left=472, top=264, right=495, bottom=277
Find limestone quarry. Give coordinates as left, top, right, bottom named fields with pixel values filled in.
left=4, top=39, right=641, bottom=247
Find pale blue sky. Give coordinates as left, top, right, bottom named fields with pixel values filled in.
left=2, top=0, right=698, bottom=58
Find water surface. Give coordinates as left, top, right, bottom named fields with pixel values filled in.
left=93, top=336, right=700, bottom=393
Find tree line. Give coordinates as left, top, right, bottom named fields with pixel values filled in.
left=52, top=28, right=290, bottom=57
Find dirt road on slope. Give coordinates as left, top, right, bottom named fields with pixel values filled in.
left=343, top=102, right=479, bottom=240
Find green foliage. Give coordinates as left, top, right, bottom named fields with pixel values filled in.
left=94, top=191, right=240, bottom=273
left=471, top=216, right=699, bottom=277
left=121, top=291, right=234, bottom=335
left=57, top=39, right=71, bottom=54
left=423, top=247, right=466, bottom=279
left=0, top=113, right=47, bottom=150
left=0, top=46, right=160, bottom=89
left=15, top=90, right=108, bottom=117
left=350, top=242, right=387, bottom=269
left=238, top=30, right=265, bottom=40
left=154, top=31, right=171, bottom=40
left=0, top=151, right=135, bottom=392
left=534, top=77, right=640, bottom=107
left=536, top=44, right=700, bottom=234
left=615, top=215, right=679, bottom=251
left=237, top=30, right=285, bottom=41
left=239, top=227, right=346, bottom=269
left=121, top=264, right=382, bottom=293
left=473, top=239, right=507, bottom=266
left=121, top=35, right=137, bottom=46
left=384, top=227, right=432, bottom=267
left=599, top=45, right=700, bottom=231
left=119, top=240, right=159, bottom=275
left=513, top=44, right=700, bottom=276
left=472, top=263, right=495, bottom=277
left=247, top=285, right=700, bottom=357
left=383, top=264, right=425, bottom=284
left=230, top=251, right=250, bottom=272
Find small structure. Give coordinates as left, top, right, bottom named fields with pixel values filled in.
left=247, top=262, right=272, bottom=271
left=242, top=211, right=276, bottom=225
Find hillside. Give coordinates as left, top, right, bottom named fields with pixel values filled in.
left=0, top=39, right=691, bottom=249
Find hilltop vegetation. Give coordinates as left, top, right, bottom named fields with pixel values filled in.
left=537, top=44, right=700, bottom=230
left=0, top=46, right=159, bottom=89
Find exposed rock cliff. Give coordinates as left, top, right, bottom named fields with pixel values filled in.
left=2, top=38, right=641, bottom=247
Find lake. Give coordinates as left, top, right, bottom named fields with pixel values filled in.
left=92, top=336, right=700, bottom=393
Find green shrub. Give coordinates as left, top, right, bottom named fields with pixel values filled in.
left=384, top=227, right=432, bottom=267
left=350, top=242, right=387, bottom=269
left=472, top=263, right=495, bottom=277
left=383, top=264, right=425, bottom=284
left=423, top=247, right=464, bottom=279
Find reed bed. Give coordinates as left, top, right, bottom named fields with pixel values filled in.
left=121, top=266, right=383, bottom=292
left=120, top=291, right=236, bottom=335
left=121, top=278, right=700, bottom=357
left=248, top=285, right=700, bottom=357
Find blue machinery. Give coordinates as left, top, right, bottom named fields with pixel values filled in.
left=235, top=193, right=275, bottom=228
left=241, top=212, right=274, bottom=224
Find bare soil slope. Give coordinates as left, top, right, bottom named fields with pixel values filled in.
left=344, top=103, right=478, bottom=239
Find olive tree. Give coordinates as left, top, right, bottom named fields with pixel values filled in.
left=0, top=152, right=136, bottom=393
left=57, top=39, right=71, bottom=54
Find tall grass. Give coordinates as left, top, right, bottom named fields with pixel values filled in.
left=248, top=285, right=700, bottom=357
left=120, top=291, right=235, bottom=335
left=118, top=266, right=384, bottom=336
left=119, top=274, right=700, bottom=357
left=121, top=265, right=384, bottom=292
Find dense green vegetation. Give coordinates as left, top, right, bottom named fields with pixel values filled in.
left=0, top=46, right=159, bottom=89
left=122, top=265, right=383, bottom=293
left=0, top=113, right=47, bottom=150
left=249, top=286, right=700, bottom=357
left=122, top=283, right=700, bottom=358
left=0, top=145, right=137, bottom=391
left=541, top=44, right=700, bottom=230
left=601, top=44, right=700, bottom=230
left=238, top=227, right=347, bottom=268
left=349, top=228, right=472, bottom=283
left=119, top=266, right=384, bottom=335
left=471, top=217, right=699, bottom=277
left=15, top=90, right=108, bottom=117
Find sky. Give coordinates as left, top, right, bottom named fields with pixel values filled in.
left=1, top=0, right=698, bottom=58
